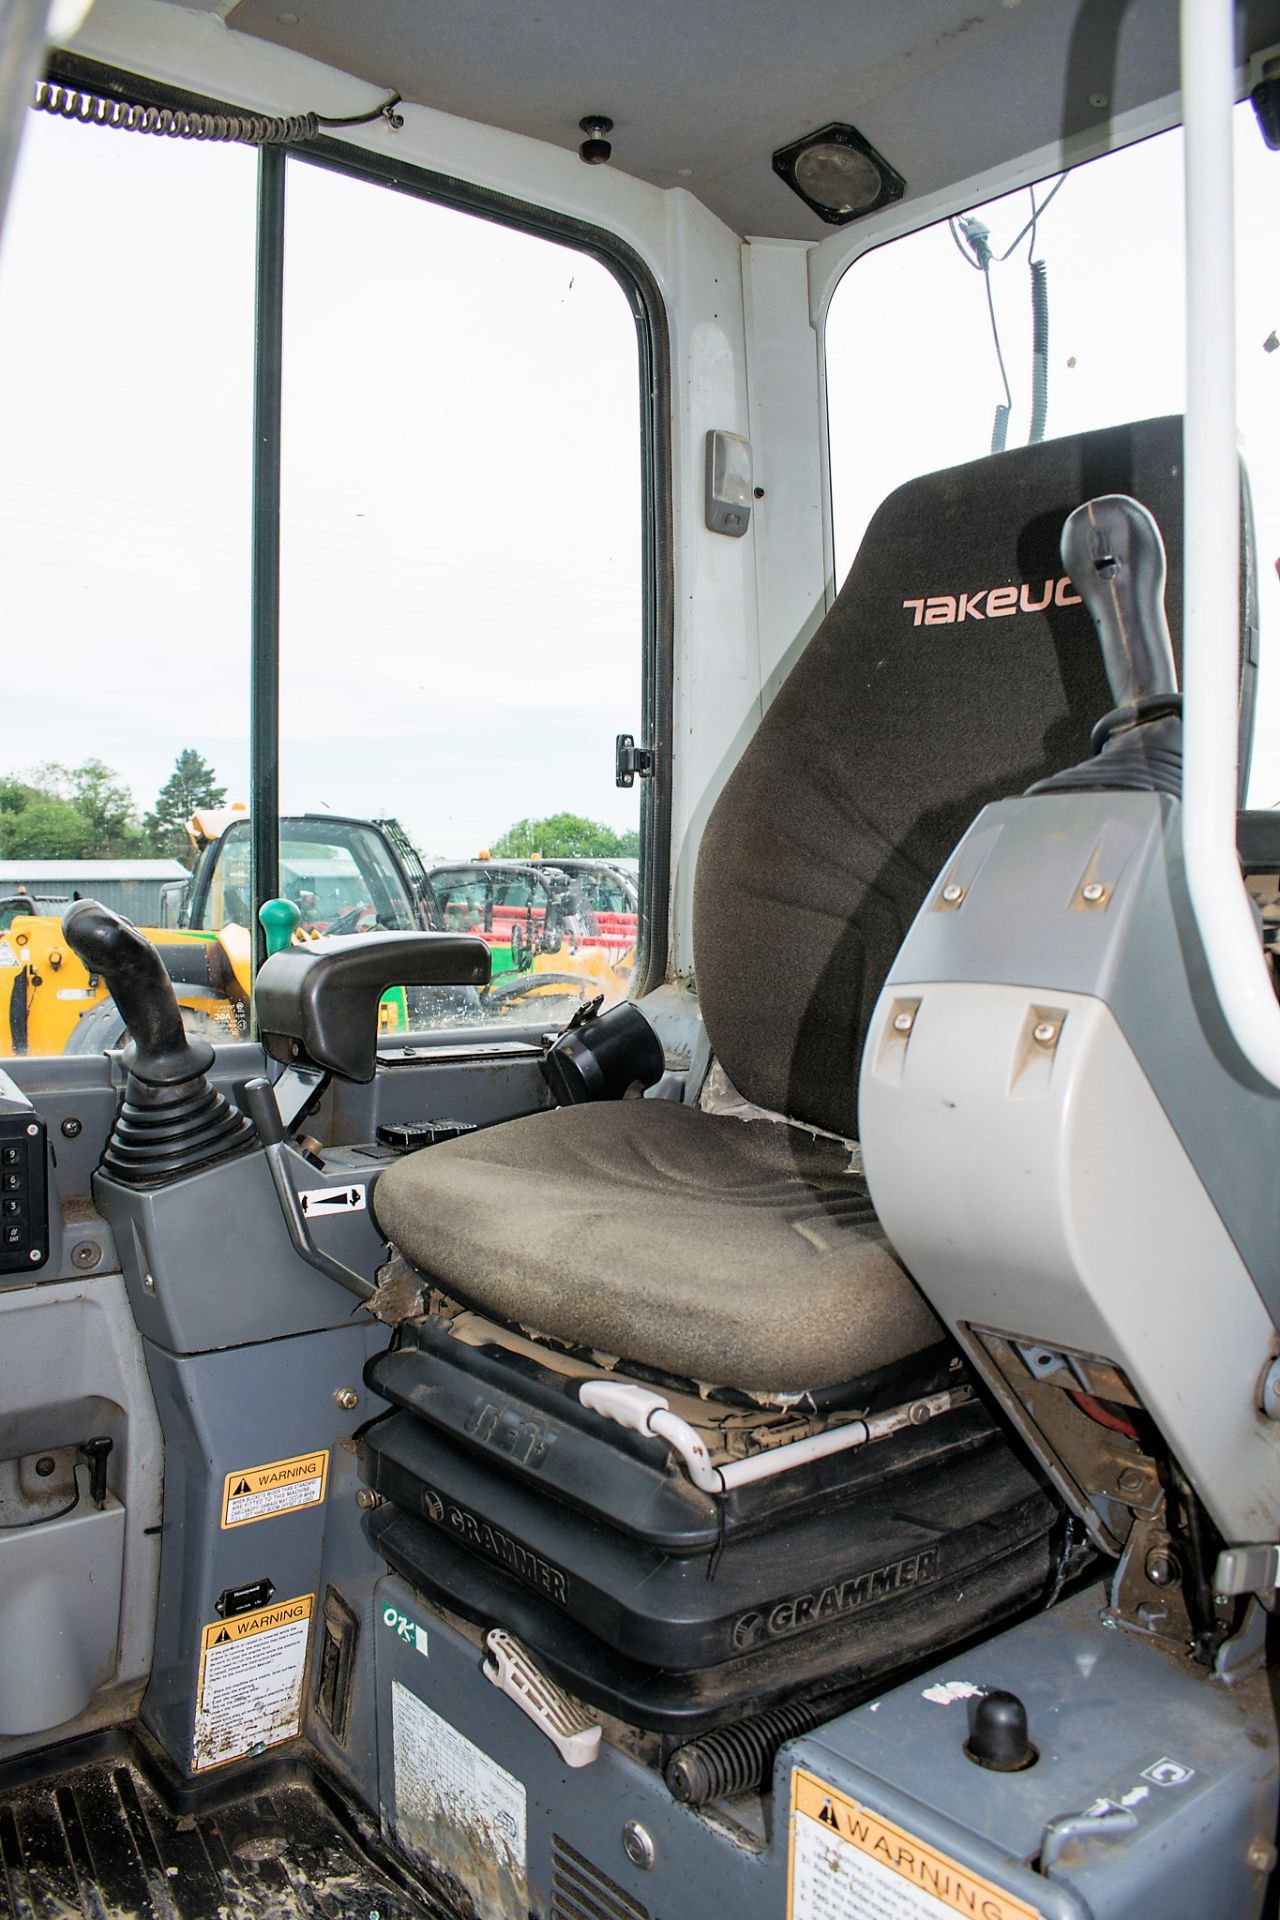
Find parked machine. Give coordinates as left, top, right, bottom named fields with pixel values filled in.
left=0, top=3, right=1278, bottom=1920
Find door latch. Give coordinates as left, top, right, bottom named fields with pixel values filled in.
left=615, top=733, right=654, bottom=788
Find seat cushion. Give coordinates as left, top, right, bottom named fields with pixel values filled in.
left=372, top=1099, right=942, bottom=1392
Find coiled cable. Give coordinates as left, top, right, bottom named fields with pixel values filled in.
left=32, top=78, right=403, bottom=146
left=1028, top=257, right=1050, bottom=444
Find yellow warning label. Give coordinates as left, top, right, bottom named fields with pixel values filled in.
left=220, top=1450, right=329, bottom=1529
left=194, top=1594, right=314, bottom=1772
left=789, top=1769, right=1045, bottom=1920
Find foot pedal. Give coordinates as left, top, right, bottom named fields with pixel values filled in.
left=483, top=1628, right=602, bottom=1768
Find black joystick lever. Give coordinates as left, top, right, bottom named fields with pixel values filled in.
left=1059, top=493, right=1179, bottom=709
left=62, top=901, right=256, bottom=1186
left=1030, top=493, right=1183, bottom=801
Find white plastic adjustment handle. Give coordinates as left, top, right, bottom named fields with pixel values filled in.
left=579, top=1380, right=723, bottom=1491
left=482, top=1628, right=602, bottom=1767
left=578, top=1379, right=669, bottom=1433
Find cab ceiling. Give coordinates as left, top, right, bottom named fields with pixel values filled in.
left=217, top=0, right=1280, bottom=239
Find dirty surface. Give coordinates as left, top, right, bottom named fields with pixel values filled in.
left=0, top=1743, right=459, bottom=1920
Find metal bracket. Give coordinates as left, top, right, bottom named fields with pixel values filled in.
left=615, top=734, right=654, bottom=788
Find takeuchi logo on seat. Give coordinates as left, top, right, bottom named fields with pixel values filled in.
left=903, top=577, right=1082, bottom=626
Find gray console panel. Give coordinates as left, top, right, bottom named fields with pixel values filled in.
left=889, top=790, right=1280, bottom=1320
left=141, top=1318, right=386, bottom=1776
left=790, top=1586, right=1277, bottom=1920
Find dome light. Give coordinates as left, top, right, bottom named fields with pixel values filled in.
left=772, top=122, right=905, bottom=225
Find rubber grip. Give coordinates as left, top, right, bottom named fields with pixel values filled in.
left=1060, top=494, right=1178, bottom=707
left=62, top=899, right=215, bottom=1086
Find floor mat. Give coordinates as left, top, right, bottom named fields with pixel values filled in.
left=0, top=1741, right=455, bottom=1920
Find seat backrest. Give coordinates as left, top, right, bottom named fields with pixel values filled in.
left=693, top=415, right=1246, bottom=1140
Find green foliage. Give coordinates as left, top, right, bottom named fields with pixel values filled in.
left=0, top=750, right=226, bottom=865
left=47, top=760, right=144, bottom=858
left=489, top=813, right=638, bottom=860
left=144, top=749, right=227, bottom=865
left=0, top=795, right=96, bottom=859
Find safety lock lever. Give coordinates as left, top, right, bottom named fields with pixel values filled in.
left=1212, top=1543, right=1280, bottom=1597
left=482, top=1629, right=602, bottom=1767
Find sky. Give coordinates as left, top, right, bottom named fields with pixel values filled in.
left=1, top=98, right=1278, bottom=855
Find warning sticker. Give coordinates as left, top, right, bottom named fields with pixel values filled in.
left=221, top=1450, right=329, bottom=1529
left=193, top=1593, right=313, bottom=1772
left=788, top=1770, right=1044, bottom=1920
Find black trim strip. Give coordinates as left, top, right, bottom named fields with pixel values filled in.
left=250, top=144, right=285, bottom=996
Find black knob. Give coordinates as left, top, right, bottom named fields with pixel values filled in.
left=963, top=1689, right=1038, bottom=1772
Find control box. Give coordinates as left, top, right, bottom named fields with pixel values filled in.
left=0, top=1071, right=47, bottom=1275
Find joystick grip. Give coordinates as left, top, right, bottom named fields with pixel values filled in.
left=62, top=899, right=214, bottom=1087
left=1060, top=494, right=1179, bottom=708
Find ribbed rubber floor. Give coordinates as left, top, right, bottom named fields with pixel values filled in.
left=0, top=1746, right=452, bottom=1920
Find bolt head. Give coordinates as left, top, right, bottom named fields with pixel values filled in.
left=25, top=1123, right=38, bottom=1137
left=142, top=1272, right=156, bottom=1295
left=1081, top=881, right=1106, bottom=902
left=892, top=1011, right=914, bottom=1034
left=71, top=1241, right=101, bottom=1271
left=60, top=1117, right=83, bottom=1139
left=1117, top=1467, right=1147, bottom=1495
left=1144, top=1548, right=1179, bottom=1587
left=355, top=1488, right=381, bottom=1511
left=34, top=1455, right=55, bottom=1477
left=621, top=1821, right=655, bottom=1870
left=1032, top=1021, right=1058, bottom=1047
left=941, top=882, right=965, bottom=904
left=335, top=1387, right=359, bottom=1410
left=1248, top=1840, right=1277, bottom=1875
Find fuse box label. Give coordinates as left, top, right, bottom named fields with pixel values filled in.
left=788, top=1769, right=1044, bottom=1920
left=221, top=1449, right=329, bottom=1528
left=193, top=1593, right=314, bottom=1771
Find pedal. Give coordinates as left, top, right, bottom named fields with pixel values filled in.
left=482, top=1628, right=602, bottom=1767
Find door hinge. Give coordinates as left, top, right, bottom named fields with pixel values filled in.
left=615, top=734, right=654, bottom=788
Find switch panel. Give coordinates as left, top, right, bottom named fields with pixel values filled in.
left=0, top=1115, right=48, bottom=1274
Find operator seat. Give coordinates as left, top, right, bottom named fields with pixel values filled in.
left=374, top=417, right=1225, bottom=1394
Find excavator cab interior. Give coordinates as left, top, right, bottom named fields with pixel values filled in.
left=2, top=4, right=1280, bottom=1919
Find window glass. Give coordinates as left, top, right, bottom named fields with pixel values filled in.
left=825, top=109, right=1280, bottom=800
left=0, top=110, right=646, bottom=1057
left=278, top=159, right=644, bottom=1029
left=0, top=109, right=255, bottom=1058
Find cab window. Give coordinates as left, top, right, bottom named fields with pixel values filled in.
left=0, top=106, right=647, bottom=1055
left=825, top=107, right=1280, bottom=797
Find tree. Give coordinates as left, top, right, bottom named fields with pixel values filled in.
left=0, top=795, right=95, bottom=859
left=145, top=749, right=227, bottom=865
left=490, top=813, right=638, bottom=859
left=52, top=760, right=144, bottom=858
left=0, top=761, right=141, bottom=861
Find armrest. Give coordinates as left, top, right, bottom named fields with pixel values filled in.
left=255, top=931, right=491, bottom=1082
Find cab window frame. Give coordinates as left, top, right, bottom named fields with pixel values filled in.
left=36, top=51, right=673, bottom=1023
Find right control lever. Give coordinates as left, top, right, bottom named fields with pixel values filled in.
left=1059, top=492, right=1179, bottom=707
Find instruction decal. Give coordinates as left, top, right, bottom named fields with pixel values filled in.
left=788, top=1769, right=1045, bottom=1920
left=193, top=1592, right=314, bottom=1772
left=221, top=1449, right=329, bottom=1529
left=299, top=1183, right=367, bottom=1216
left=392, top=1680, right=527, bottom=1913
